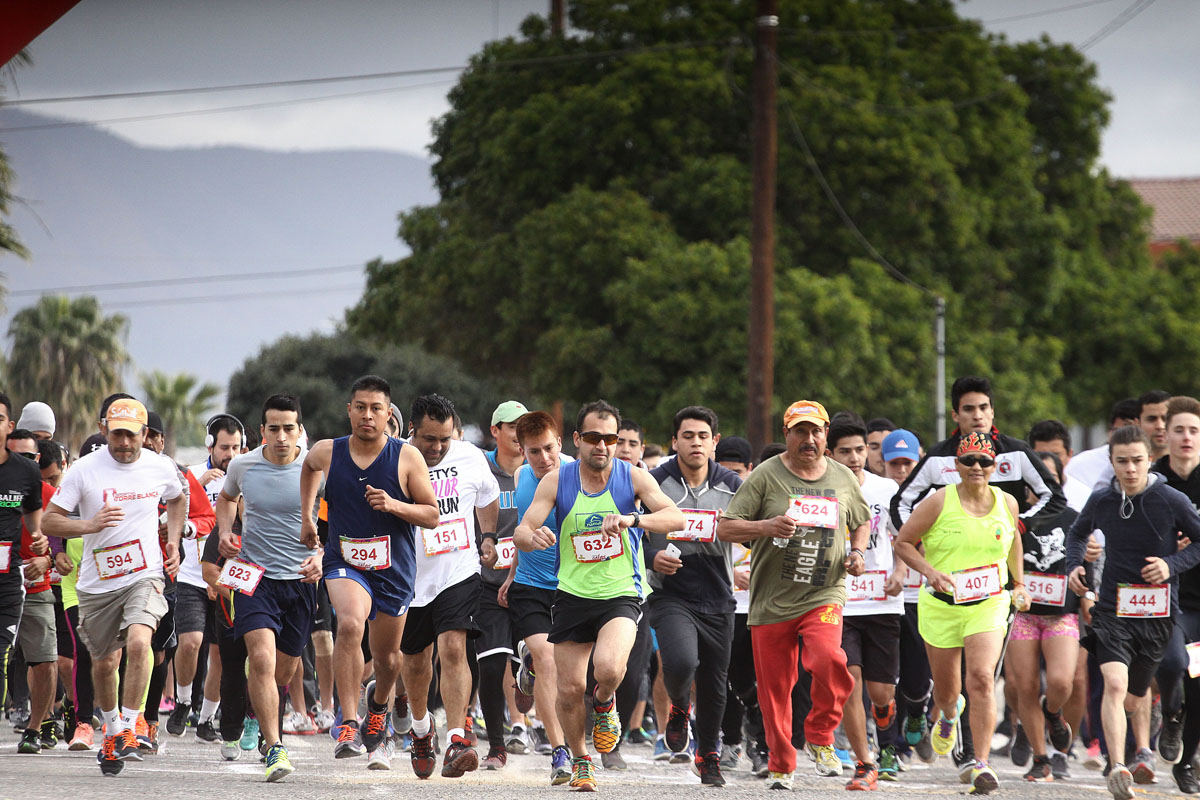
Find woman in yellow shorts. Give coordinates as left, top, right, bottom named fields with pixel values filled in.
left=895, top=432, right=1030, bottom=795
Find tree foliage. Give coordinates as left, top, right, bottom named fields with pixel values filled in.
left=5, top=295, right=129, bottom=452
left=140, top=370, right=220, bottom=458
left=348, top=0, right=1185, bottom=443
left=226, top=331, right=498, bottom=444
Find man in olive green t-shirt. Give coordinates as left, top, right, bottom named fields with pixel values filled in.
left=717, top=400, right=870, bottom=788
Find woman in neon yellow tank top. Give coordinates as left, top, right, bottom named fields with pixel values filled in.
left=895, top=432, right=1031, bottom=796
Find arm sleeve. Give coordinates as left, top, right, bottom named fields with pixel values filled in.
left=475, top=464, right=501, bottom=508
left=222, top=456, right=247, bottom=500
left=1013, top=441, right=1067, bottom=521
left=889, top=453, right=938, bottom=529
left=200, top=525, right=223, bottom=566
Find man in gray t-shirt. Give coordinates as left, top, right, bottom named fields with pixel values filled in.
left=213, top=396, right=321, bottom=782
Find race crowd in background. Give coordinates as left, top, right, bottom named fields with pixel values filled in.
left=3, top=375, right=1200, bottom=799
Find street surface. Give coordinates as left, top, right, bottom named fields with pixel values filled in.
left=0, top=723, right=1178, bottom=800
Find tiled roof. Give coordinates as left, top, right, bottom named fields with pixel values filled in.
left=1128, top=177, right=1200, bottom=242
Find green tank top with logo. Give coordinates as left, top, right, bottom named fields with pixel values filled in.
left=923, top=484, right=1015, bottom=581
left=555, top=459, right=643, bottom=600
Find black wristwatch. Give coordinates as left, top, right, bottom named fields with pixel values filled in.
left=481, top=532, right=498, bottom=544
left=630, top=513, right=641, bottom=529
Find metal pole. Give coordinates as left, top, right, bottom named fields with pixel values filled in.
left=550, top=0, right=565, bottom=36
left=747, top=0, right=778, bottom=453
left=936, top=296, right=946, bottom=440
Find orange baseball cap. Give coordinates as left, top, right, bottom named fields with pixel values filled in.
left=105, top=398, right=149, bottom=433
left=783, top=400, right=830, bottom=429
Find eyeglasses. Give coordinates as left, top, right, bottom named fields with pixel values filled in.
left=957, top=455, right=994, bottom=468
left=16, top=451, right=38, bottom=460
left=579, top=431, right=619, bottom=446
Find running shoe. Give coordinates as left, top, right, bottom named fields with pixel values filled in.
left=506, top=722, right=529, bottom=754
left=18, top=729, right=40, bottom=754
left=1108, top=764, right=1134, bottom=800
left=766, top=771, right=794, bottom=790
left=240, top=716, right=260, bottom=750
left=931, top=695, right=965, bottom=756
left=1085, top=739, right=1106, bottom=770
left=515, top=642, right=536, bottom=714
left=592, top=697, right=621, bottom=754
left=970, top=763, right=999, bottom=795
left=601, top=747, right=627, bottom=770
left=166, top=702, right=190, bottom=736
left=392, top=693, right=412, bottom=735
left=410, top=729, right=437, bottom=779
left=40, top=719, right=62, bottom=750
left=532, top=724, right=553, bottom=754
left=569, top=755, right=597, bottom=792
left=116, top=728, right=144, bottom=761
left=835, top=747, right=854, bottom=771
left=807, top=742, right=842, bottom=777
left=221, top=740, right=240, bottom=761
left=695, top=751, right=725, bottom=787
left=873, top=700, right=896, bottom=731
left=1024, top=754, right=1053, bottom=781
left=483, top=746, right=507, bottom=770
left=1174, top=762, right=1200, bottom=795
left=904, top=711, right=926, bottom=746
left=313, top=707, right=336, bottom=733
left=1009, top=723, right=1030, bottom=766
left=361, top=706, right=390, bottom=752
left=956, top=752, right=976, bottom=784
left=333, top=721, right=366, bottom=758
left=1042, top=696, right=1073, bottom=754
left=665, top=703, right=692, bottom=753
left=551, top=745, right=572, bottom=785
left=441, top=733, right=479, bottom=777
left=97, top=735, right=124, bottom=776
left=846, top=761, right=878, bottom=791
left=721, top=742, right=742, bottom=770
left=750, top=745, right=770, bottom=778
left=144, top=721, right=160, bottom=755
left=367, top=735, right=396, bottom=770
left=1161, top=712, right=1184, bottom=765
left=625, top=726, right=652, bottom=746
left=283, top=710, right=317, bottom=736
left=654, top=735, right=671, bottom=761
left=264, top=743, right=294, bottom=783
left=1051, top=752, right=1069, bottom=779
left=1132, top=747, right=1156, bottom=784
left=69, top=721, right=95, bottom=751
left=135, top=714, right=152, bottom=752
left=196, top=719, right=220, bottom=742
left=878, top=744, right=899, bottom=781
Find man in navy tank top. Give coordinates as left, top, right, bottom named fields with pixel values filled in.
left=300, top=375, right=439, bottom=764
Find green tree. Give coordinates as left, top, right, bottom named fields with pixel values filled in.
left=226, top=331, right=498, bottom=444
left=6, top=295, right=129, bottom=451
left=348, top=0, right=1174, bottom=440
left=140, top=370, right=220, bottom=458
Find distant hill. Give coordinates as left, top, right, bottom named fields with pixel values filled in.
left=0, top=107, right=437, bottom=399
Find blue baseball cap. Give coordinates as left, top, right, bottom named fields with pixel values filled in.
left=882, top=429, right=919, bottom=462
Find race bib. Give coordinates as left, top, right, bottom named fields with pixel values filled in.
left=94, top=540, right=148, bottom=581
left=669, top=508, right=718, bottom=543
left=1025, top=572, right=1067, bottom=607
left=1116, top=583, right=1169, bottom=618
left=422, top=519, right=470, bottom=557
left=340, top=535, right=391, bottom=571
left=952, top=564, right=1002, bottom=604
left=847, top=570, right=888, bottom=602
left=571, top=530, right=624, bottom=563
left=216, top=557, right=265, bottom=596
left=902, top=568, right=923, bottom=589
left=0, top=541, right=10, bottom=573
left=786, top=495, right=838, bottom=529
left=493, top=537, right=516, bottom=570
left=49, top=567, right=62, bottom=585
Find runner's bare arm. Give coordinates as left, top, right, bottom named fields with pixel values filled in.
left=602, top=467, right=684, bottom=535
left=717, top=515, right=796, bottom=544
left=300, top=439, right=333, bottom=546
left=42, top=500, right=123, bottom=538
left=23, top=509, right=46, bottom=554
left=514, top=470, right=559, bottom=551
left=477, top=498, right=500, bottom=567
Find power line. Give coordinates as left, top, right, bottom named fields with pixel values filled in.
left=10, top=263, right=365, bottom=297
left=99, top=283, right=364, bottom=309
left=1078, top=0, right=1156, bottom=51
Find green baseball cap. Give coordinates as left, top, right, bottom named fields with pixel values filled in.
left=491, top=400, right=529, bottom=426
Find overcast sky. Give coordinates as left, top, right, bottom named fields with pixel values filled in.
left=6, top=0, right=1198, bottom=176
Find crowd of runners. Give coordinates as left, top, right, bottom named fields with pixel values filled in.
left=3, top=374, right=1200, bottom=799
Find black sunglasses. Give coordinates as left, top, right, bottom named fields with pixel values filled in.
left=958, top=455, right=994, bottom=468
left=579, top=431, right=619, bottom=446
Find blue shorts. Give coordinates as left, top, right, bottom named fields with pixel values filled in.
left=323, top=558, right=412, bottom=619
left=232, top=577, right=317, bottom=658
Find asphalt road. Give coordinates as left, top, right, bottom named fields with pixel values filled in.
left=0, top=722, right=1182, bottom=800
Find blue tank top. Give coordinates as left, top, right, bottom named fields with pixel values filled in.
left=324, top=436, right=416, bottom=592
left=513, top=463, right=560, bottom=591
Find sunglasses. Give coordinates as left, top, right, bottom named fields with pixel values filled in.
left=579, top=431, right=619, bottom=446
left=957, top=455, right=994, bottom=468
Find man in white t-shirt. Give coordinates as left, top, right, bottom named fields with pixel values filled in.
left=44, top=398, right=186, bottom=777
left=399, top=394, right=500, bottom=780
left=827, top=420, right=906, bottom=789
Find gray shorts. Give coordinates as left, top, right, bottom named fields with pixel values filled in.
left=174, top=581, right=210, bottom=635
left=17, top=589, right=57, bottom=664
left=77, top=578, right=168, bottom=659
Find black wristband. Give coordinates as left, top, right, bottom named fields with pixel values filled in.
left=631, top=513, right=641, bottom=529
left=481, top=532, right=498, bottom=543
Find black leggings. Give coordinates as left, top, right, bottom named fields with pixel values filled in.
left=650, top=599, right=732, bottom=755
left=218, top=633, right=249, bottom=743
left=1175, top=611, right=1200, bottom=766
left=722, top=613, right=766, bottom=752
left=144, top=647, right=175, bottom=724
left=477, top=650, right=509, bottom=750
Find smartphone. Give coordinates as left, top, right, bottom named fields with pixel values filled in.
left=666, top=543, right=682, bottom=559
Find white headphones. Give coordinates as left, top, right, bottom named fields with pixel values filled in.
left=204, top=413, right=246, bottom=449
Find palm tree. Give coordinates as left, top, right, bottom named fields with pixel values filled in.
left=140, top=370, right=220, bottom=458
left=6, top=295, right=129, bottom=452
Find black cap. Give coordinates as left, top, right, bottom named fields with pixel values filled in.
left=146, top=411, right=165, bottom=435
left=715, top=435, right=753, bottom=466
left=80, top=433, right=107, bottom=458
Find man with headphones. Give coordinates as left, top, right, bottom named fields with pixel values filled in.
left=168, top=413, right=246, bottom=739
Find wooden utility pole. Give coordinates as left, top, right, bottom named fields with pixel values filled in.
left=550, top=0, right=565, bottom=36
left=747, top=0, right=778, bottom=453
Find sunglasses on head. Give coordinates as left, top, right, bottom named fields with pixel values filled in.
left=579, top=431, right=619, bottom=446
left=958, top=455, right=994, bottom=468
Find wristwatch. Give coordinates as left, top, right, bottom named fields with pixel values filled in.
left=630, top=513, right=641, bottom=529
